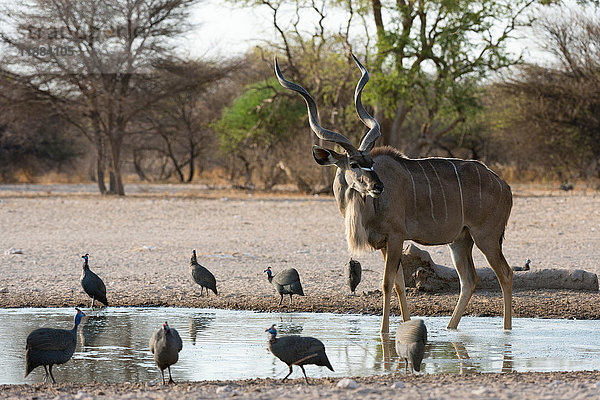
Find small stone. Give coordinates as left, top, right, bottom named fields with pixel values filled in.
left=4, top=247, right=23, bottom=255
left=471, top=387, right=489, bottom=396
left=216, top=385, right=232, bottom=393
left=337, top=378, right=359, bottom=389
left=391, top=381, right=405, bottom=389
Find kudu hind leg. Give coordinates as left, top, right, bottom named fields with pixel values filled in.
left=478, top=241, right=513, bottom=330
left=447, top=230, right=478, bottom=329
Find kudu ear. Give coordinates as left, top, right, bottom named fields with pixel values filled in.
left=313, top=145, right=345, bottom=166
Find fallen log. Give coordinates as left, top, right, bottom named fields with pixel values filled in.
left=400, top=244, right=599, bottom=292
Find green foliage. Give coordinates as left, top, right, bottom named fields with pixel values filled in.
left=367, top=0, right=542, bottom=154
left=215, top=77, right=306, bottom=155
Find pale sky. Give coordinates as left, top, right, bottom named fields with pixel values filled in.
left=183, top=0, right=551, bottom=62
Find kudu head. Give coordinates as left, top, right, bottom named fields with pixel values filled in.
left=274, top=54, right=384, bottom=198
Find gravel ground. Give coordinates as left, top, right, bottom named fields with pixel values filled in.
left=1, top=372, right=600, bottom=399
left=0, top=183, right=599, bottom=399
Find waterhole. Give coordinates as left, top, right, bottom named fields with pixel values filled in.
left=2, top=307, right=599, bottom=384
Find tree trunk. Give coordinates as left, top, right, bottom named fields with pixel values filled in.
left=108, top=135, right=125, bottom=196
left=96, top=155, right=107, bottom=194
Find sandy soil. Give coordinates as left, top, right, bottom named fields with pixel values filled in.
left=0, top=183, right=599, bottom=399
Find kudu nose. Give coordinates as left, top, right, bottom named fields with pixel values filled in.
left=369, top=180, right=384, bottom=198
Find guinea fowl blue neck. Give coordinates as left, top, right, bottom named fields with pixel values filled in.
left=82, top=254, right=89, bottom=270
left=73, top=309, right=85, bottom=330
left=266, top=325, right=277, bottom=341
left=163, top=322, right=170, bottom=333
left=264, top=267, right=273, bottom=283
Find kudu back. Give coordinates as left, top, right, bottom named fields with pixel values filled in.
left=275, top=55, right=513, bottom=332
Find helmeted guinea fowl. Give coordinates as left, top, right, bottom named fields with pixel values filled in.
left=264, top=266, right=305, bottom=305
left=189, top=249, right=218, bottom=296
left=25, top=308, right=85, bottom=383
left=512, top=258, right=531, bottom=272
left=395, top=318, right=427, bottom=373
left=80, top=253, right=108, bottom=308
left=149, top=321, right=183, bottom=384
left=265, top=324, right=333, bottom=383
left=344, top=258, right=362, bottom=294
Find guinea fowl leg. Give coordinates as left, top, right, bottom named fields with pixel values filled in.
left=42, top=365, right=49, bottom=383
left=48, top=365, right=57, bottom=384
left=289, top=294, right=293, bottom=305
left=161, top=368, right=166, bottom=385
left=300, top=365, right=310, bottom=384
left=168, top=366, right=175, bottom=384
left=278, top=294, right=283, bottom=306
left=200, top=286, right=204, bottom=297
left=282, top=365, right=293, bottom=382
left=91, top=297, right=95, bottom=309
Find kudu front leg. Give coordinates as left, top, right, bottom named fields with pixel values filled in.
left=380, top=241, right=409, bottom=333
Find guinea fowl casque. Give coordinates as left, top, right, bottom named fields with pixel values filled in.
left=344, top=258, right=362, bottom=294
left=149, top=321, right=183, bottom=384
left=265, top=324, right=333, bottom=383
left=189, top=249, right=218, bottom=296
left=395, top=319, right=427, bottom=373
left=25, top=308, right=86, bottom=383
left=264, top=267, right=305, bottom=305
left=80, top=253, right=108, bottom=308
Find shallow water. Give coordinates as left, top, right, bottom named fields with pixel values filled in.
left=2, top=307, right=599, bottom=384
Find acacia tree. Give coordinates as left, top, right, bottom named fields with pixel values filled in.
left=0, top=0, right=199, bottom=195
left=240, top=0, right=570, bottom=158
left=132, top=59, right=241, bottom=182
left=494, top=9, right=600, bottom=181
left=366, top=0, right=545, bottom=156
left=0, top=75, right=78, bottom=181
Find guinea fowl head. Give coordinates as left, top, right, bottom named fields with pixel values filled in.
left=163, top=321, right=170, bottom=333
left=264, top=267, right=273, bottom=281
left=265, top=324, right=277, bottom=338
left=74, top=308, right=85, bottom=326
left=81, top=253, right=89, bottom=266
left=191, top=250, right=197, bottom=263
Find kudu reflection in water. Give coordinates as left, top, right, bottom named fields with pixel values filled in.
left=275, top=55, right=513, bottom=333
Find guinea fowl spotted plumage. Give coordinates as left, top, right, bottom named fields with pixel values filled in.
left=344, top=258, right=362, bottom=294
left=264, top=267, right=305, bottom=305
left=149, top=321, right=183, bottom=384
left=189, top=250, right=218, bottom=296
left=25, top=308, right=85, bottom=383
left=80, top=253, right=108, bottom=308
left=265, top=324, right=333, bottom=383
left=395, top=319, right=427, bottom=373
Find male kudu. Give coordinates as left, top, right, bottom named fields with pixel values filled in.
left=275, top=55, right=513, bottom=333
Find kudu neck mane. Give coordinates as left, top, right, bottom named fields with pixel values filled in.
left=370, top=146, right=407, bottom=161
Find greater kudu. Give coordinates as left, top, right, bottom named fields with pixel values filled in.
left=275, top=55, right=513, bottom=333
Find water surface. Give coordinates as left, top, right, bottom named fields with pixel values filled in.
left=2, top=307, right=599, bottom=384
